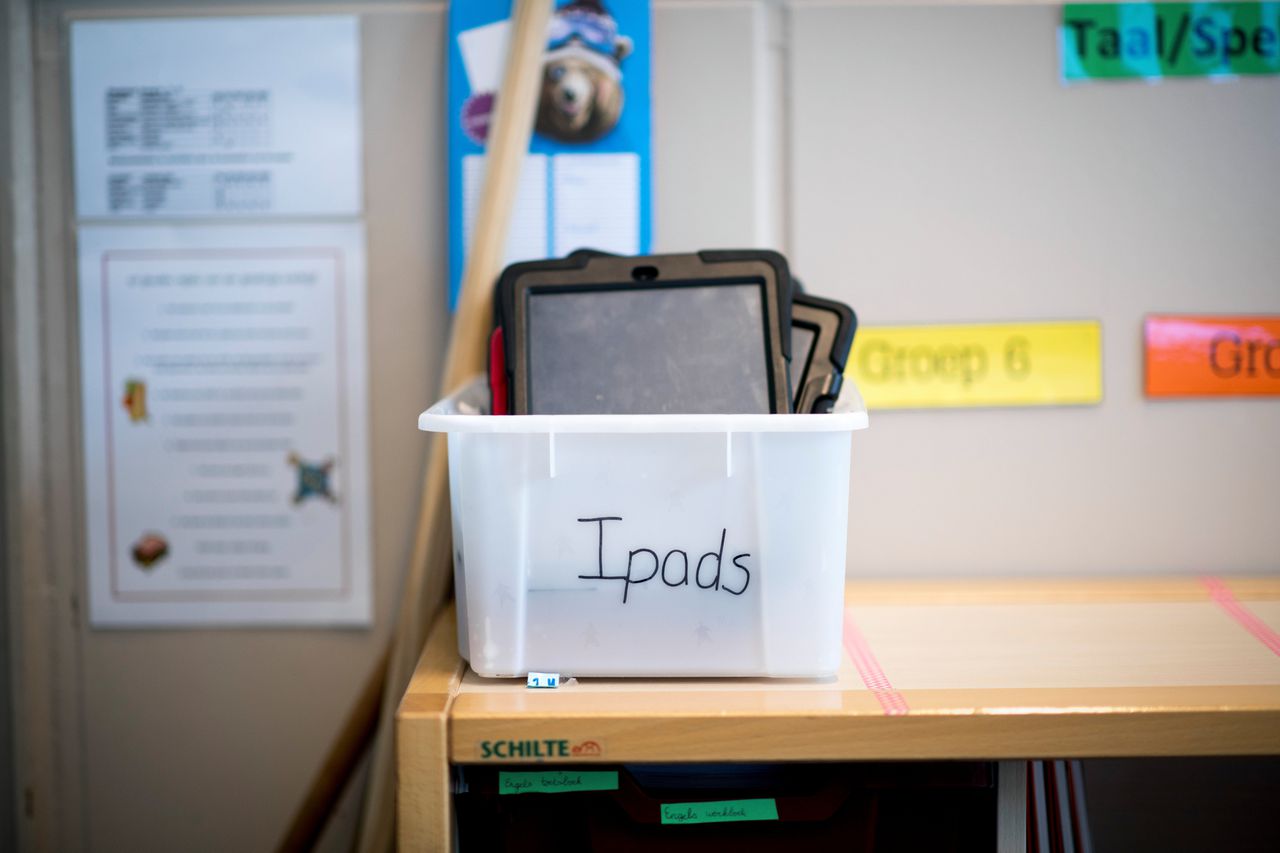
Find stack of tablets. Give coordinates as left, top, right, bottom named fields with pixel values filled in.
left=487, top=249, right=857, bottom=416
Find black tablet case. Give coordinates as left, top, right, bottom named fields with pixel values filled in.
left=790, top=291, right=857, bottom=413
left=496, top=250, right=795, bottom=415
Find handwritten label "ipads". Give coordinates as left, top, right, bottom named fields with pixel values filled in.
left=576, top=516, right=752, bottom=604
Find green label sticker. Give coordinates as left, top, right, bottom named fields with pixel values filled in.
left=498, top=770, right=618, bottom=795
left=660, top=798, right=779, bottom=825
left=1061, top=3, right=1280, bottom=80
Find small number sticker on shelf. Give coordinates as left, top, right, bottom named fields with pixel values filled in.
left=526, top=672, right=560, bottom=689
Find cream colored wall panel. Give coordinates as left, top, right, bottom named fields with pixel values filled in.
left=788, top=4, right=1280, bottom=576
left=653, top=1, right=775, bottom=250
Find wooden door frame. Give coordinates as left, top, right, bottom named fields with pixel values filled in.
left=2, top=0, right=88, bottom=849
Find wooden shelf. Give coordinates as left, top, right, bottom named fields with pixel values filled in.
left=398, top=577, right=1280, bottom=848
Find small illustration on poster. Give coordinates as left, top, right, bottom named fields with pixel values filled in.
left=122, top=378, right=149, bottom=423
left=288, top=453, right=337, bottom=505
left=131, top=532, right=170, bottom=570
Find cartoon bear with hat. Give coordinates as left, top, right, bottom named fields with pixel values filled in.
left=536, top=0, right=633, bottom=143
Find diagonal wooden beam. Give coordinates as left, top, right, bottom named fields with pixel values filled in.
left=354, top=2, right=554, bottom=851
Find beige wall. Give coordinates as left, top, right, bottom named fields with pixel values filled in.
left=9, top=0, right=1278, bottom=850
left=789, top=4, right=1280, bottom=577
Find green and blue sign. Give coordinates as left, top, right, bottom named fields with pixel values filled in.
left=1062, top=3, right=1280, bottom=80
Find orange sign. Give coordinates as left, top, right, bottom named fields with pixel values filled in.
left=1145, top=315, right=1280, bottom=397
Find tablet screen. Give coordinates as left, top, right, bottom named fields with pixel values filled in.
left=526, top=282, right=773, bottom=414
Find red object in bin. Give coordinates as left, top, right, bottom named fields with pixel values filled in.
left=488, top=325, right=508, bottom=415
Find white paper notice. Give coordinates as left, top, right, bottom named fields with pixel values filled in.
left=456, top=19, right=510, bottom=94
left=77, top=224, right=372, bottom=626
left=70, top=16, right=361, bottom=218
left=463, top=153, right=549, bottom=266
left=552, top=153, right=639, bottom=257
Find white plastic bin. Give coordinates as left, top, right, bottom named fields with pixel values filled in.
left=419, top=378, right=868, bottom=678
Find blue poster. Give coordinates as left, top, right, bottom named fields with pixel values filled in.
left=447, top=0, right=652, bottom=308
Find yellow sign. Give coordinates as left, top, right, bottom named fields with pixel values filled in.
left=846, top=321, right=1102, bottom=409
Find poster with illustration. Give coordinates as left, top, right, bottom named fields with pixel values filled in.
left=77, top=223, right=373, bottom=627
left=447, top=0, right=651, bottom=308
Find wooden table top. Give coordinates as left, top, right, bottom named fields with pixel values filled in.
left=398, top=577, right=1280, bottom=763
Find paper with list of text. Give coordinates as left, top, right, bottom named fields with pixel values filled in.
left=77, top=224, right=372, bottom=626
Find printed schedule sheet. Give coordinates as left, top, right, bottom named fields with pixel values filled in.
left=70, top=16, right=361, bottom=218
